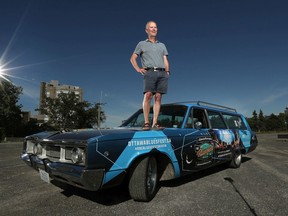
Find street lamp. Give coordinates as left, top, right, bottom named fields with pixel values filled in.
left=96, top=102, right=106, bottom=128
left=96, top=91, right=107, bottom=128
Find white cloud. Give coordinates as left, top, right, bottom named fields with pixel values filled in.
left=262, top=89, right=288, bottom=104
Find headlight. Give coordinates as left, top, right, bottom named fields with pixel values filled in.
left=71, top=148, right=85, bottom=164
left=33, top=143, right=43, bottom=155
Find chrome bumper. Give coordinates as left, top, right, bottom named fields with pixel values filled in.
left=21, top=153, right=104, bottom=191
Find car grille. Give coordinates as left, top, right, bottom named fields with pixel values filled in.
left=45, top=145, right=83, bottom=163
left=46, top=146, right=61, bottom=158
left=25, top=139, right=85, bottom=165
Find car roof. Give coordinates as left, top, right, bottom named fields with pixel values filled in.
left=162, top=101, right=238, bottom=114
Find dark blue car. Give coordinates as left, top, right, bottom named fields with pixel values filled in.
left=21, top=101, right=257, bottom=201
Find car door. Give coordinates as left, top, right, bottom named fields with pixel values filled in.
left=222, top=113, right=252, bottom=153
left=206, top=110, right=236, bottom=161
left=181, top=108, right=214, bottom=171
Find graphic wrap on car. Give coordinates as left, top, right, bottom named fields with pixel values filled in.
left=209, top=129, right=235, bottom=160
left=195, top=140, right=214, bottom=161
left=210, top=129, right=254, bottom=157
left=188, top=137, right=215, bottom=169
left=181, top=130, right=214, bottom=171
left=101, top=130, right=180, bottom=184
left=181, top=129, right=252, bottom=171
left=20, top=102, right=258, bottom=202
left=210, top=129, right=252, bottom=154
left=238, top=130, right=252, bottom=152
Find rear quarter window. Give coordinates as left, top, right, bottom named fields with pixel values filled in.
left=207, top=111, right=227, bottom=129
left=222, top=114, right=247, bottom=130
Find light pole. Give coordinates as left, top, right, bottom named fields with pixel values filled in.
left=96, top=102, right=105, bottom=128
left=96, top=91, right=106, bottom=128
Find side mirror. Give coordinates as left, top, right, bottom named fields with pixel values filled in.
left=194, top=121, right=202, bottom=130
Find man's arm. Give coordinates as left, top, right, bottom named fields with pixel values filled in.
left=164, top=55, right=170, bottom=74
left=130, top=53, right=146, bottom=74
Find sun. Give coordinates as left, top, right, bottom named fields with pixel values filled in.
left=0, top=64, right=11, bottom=83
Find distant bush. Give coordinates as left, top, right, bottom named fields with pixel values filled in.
left=0, top=127, right=5, bottom=142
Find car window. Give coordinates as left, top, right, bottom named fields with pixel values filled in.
left=185, top=108, right=208, bottom=128
left=207, top=111, right=227, bottom=129
left=124, top=112, right=153, bottom=127
left=158, top=105, right=187, bottom=128
left=222, top=114, right=247, bottom=130
left=123, top=105, right=187, bottom=128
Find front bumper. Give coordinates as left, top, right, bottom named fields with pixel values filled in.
left=21, top=153, right=104, bottom=191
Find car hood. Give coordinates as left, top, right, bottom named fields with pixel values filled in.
left=25, top=131, right=60, bottom=141
left=44, top=127, right=142, bottom=142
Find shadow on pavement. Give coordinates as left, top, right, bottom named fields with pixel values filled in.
left=51, top=156, right=252, bottom=205
left=160, top=156, right=251, bottom=188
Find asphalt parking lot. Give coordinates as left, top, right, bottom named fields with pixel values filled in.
left=0, top=133, right=287, bottom=216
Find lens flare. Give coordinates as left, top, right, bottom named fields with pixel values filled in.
left=0, top=64, right=11, bottom=83
left=0, top=1, right=32, bottom=86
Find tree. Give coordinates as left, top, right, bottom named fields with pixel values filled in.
left=277, top=113, right=287, bottom=131
left=265, top=113, right=285, bottom=131
left=0, top=80, right=23, bottom=138
left=89, top=103, right=106, bottom=128
left=250, top=110, right=258, bottom=132
left=285, top=113, right=288, bottom=130
left=37, top=92, right=106, bottom=130
left=17, top=118, right=42, bottom=137
left=258, top=109, right=266, bottom=132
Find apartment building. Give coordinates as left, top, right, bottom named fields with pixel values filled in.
left=39, top=80, right=83, bottom=115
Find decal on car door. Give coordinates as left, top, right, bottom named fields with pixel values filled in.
left=181, top=129, right=243, bottom=171
left=181, top=130, right=214, bottom=171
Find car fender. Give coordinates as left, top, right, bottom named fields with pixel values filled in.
left=102, top=130, right=180, bottom=184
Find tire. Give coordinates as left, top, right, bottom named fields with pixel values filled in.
left=128, top=156, right=158, bottom=202
left=228, top=150, right=242, bottom=168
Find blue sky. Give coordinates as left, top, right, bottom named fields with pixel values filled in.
left=1, top=0, right=287, bottom=127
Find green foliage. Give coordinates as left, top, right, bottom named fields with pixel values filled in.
left=258, top=110, right=266, bottom=132
left=16, top=119, right=43, bottom=137
left=247, top=109, right=288, bottom=132
left=0, top=80, right=23, bottom=137
left=1, top=77, right=287, bottom=136
left=37, top=92, right=106, bottom=130
left=0, top=127, right=5, bottom=142
left=265, top=113, right=286, bottom=131
left=251, top=110, right=258, bottom=132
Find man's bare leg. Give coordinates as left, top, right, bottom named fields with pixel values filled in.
left=152, top=93, right=162, bottom=127
left=143, top=92, right=153, bottom=126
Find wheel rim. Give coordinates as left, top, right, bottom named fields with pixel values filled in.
left=147, top=157, right=157, bottom=195
left=235, top=152, right=242, bottom=166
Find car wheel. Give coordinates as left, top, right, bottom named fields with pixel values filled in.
left=128, top=156, right=158, bottom=202
left=228, top=150, right=242, bottom=168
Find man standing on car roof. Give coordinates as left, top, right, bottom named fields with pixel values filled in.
left=130, top=21, right=170, bottom=130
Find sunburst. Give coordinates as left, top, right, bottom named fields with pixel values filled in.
left=0, top=1, right=33, bottom=85
left=0, top=64, right=11, bottom=83
left=0, top=57, right=33, bottom=84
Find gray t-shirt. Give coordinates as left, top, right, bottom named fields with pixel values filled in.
left=134, top=39, right=168, bottom=68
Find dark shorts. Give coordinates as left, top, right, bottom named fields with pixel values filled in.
left=143, top=70, right=169, bottom=94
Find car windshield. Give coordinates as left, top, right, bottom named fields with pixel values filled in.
left=121, top=105, right=188, bottom=128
